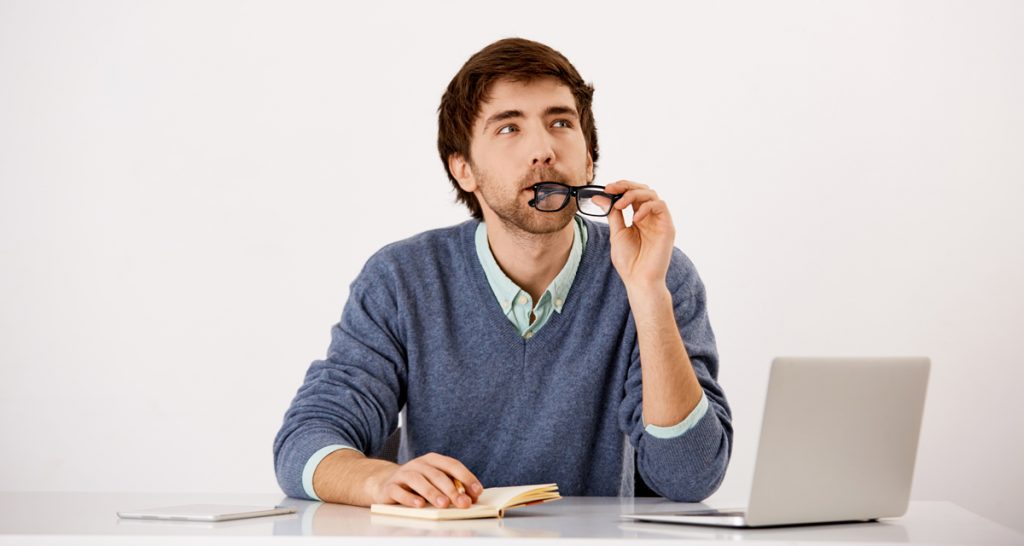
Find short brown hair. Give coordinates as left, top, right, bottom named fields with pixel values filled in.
left=437, top=37, right=600, bottom=220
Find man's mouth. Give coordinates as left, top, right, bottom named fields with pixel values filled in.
left=523, top=179, right=557, bottom=191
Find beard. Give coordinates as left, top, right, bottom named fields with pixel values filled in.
left=474, top=164, right=580, bottom=236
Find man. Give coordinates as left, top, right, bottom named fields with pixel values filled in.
left=273, top=37, right=732, bottom=508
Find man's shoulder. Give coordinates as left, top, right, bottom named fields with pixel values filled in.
left=378, top=220, right=473, bottom=255
left=667, top=246, right=705, bottom=301
left=360, top=220, right=476, bottom=279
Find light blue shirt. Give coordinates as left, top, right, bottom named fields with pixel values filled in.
left=474, top=216, right=587, bottom=338
left=300, top=216, right=708, bottom=500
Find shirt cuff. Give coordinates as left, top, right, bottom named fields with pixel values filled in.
left=643, top=392, right=709, bottom=439
left=302, top=444, right=363, bottom=501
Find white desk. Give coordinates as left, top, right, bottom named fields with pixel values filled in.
left=0, top=492, right=1021, bottom=545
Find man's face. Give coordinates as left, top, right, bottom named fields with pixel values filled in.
left=455, top=77, right=594, bottom=235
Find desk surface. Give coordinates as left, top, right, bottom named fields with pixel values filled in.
left=0, top=492, right=1021, bottom=545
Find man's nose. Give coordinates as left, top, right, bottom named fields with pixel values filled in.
left=527, top=124, right=557, bottom=166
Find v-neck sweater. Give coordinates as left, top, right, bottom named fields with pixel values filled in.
left=273, top=218, right=732, bottom=502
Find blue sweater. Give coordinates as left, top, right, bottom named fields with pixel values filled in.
left=273, top=218, right=733, bottom=502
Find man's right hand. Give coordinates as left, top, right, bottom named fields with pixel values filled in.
left=312, top=448, right=483, bottom=508
left=369, top=452, right=483, bottom=509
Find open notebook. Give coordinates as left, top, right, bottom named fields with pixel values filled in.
left=370, top=484, right=560, bottom=520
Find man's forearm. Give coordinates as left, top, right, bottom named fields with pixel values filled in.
left=627, top=282, right=704, bottom=426
left=312, top=449, right=397, bottom=505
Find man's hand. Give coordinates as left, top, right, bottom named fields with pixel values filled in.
left=367, top=452, right=483, bottom=509
left=313, top=449, right=483, bottom=508
left=604, top=180, right=676, bottom=290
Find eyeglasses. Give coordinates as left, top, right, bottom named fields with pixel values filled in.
left=528, top=182, right=623, bottom=217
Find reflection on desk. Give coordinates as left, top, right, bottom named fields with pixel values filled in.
left=0, top=492, right=1021, bottom=544
left=268, top=495, right=1022, bottom=544
left=273, top=497, right=567, bottom=539
left=618, top=520, right=910, bottom=542
left=368, top=514, right=560, bottom=538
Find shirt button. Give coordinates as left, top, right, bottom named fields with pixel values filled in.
left=555, top=298, right=563, bottom=307
left=524, top=331, right=534, bottom=339
left=518, top=295, right=528, bottom=305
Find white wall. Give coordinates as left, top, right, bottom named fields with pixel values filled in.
left=1, top=0, right=1021, bottom=532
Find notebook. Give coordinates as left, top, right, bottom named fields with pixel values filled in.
left=370, top=484, right=560, bottom=520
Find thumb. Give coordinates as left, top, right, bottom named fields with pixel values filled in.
left=607, top=206, right=626, bottom=238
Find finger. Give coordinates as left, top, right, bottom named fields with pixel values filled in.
left=633, top=200, right=657, bottom=224
left=452, top=479, right=474, bottom=508
left=588, top=193, right=615, bottom=211
left=633, top=200, right=669, bottom=225
left=387, top=482, right=427, bottom=508
left=404, top=472, right=450, bottom=508
left=422, top=465, right=471, bottom=508
left=603, top=180, right=649, bottom=194
left=608, top=204, right=626, bottom=236
left=422, top=454, right=484, bottom=502
left=613, top=189, right=659, bottom=211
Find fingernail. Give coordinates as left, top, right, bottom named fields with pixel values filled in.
left=436, top=495, right=447, bottom=507
left=472, top=483, right=483, bottom=495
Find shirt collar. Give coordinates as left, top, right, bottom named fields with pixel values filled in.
left=475, top=222, right=523, bottom=313
left=474, top=216, right=586, bottom=314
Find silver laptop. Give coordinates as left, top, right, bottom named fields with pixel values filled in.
left=623, top=356, right=930, bottom=528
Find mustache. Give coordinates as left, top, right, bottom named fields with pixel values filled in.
left=521, top=168, right=569, bottom=190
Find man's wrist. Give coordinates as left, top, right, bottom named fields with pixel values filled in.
left=313, top=449, right=396, bottom=506
left=362, top=459, right=398, bottom=505
left=625, top=281, right=672, bottom=312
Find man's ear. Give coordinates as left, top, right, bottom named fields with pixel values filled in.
left=586, top=150, right=594, bottom=183
left=448, top=153, right=478, bottom=193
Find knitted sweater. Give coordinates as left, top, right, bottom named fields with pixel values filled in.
left=272, top=218, right=733, bottom=501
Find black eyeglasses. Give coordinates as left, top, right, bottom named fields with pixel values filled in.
left=528, top=182, right=623, bottom=217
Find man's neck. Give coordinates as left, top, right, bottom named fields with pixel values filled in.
left=484, top=217, right=575, bottom=304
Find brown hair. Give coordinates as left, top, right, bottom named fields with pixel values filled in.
left=437, top=37, right=600, bottom=220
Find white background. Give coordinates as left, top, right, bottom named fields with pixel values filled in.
left=1, top=0, right=1021, bottom=532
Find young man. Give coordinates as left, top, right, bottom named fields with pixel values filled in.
left=273, top=37, right=732, bottom=509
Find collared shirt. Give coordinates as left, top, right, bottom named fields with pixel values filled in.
left=474, top=215, right=587, bottom=339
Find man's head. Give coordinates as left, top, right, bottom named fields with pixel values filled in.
left=437, top=38, right=599, bottom=234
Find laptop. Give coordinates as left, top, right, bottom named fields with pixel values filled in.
left=622, top=356, right=930, bottom=528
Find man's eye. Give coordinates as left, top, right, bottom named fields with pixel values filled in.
left=553, top=119, right=573, bottom=128
left=497, top=125, right=517, bottom=135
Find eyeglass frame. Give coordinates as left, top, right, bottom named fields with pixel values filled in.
left=527, top=182, right=624, bottom=217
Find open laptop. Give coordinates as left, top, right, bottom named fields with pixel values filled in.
left=622, top=356, right=930, bottom=528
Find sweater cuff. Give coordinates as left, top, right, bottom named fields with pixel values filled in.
left=642, top=392, right=709, bottom=439
left=302, top=444, right=364, bottom=501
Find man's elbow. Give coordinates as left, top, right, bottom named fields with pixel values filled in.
left=273, top=433, right=316, bottom=501
left=663, top=458, right=729, bottom=502
left=640, top=430, right=732, bottom=502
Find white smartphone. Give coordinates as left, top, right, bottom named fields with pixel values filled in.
left=116, top=504, right=296, bottom=522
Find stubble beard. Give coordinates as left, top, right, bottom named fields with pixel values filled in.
left=475, top=166, right=579, bottom=237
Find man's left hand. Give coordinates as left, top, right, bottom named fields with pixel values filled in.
left=604, top=180, right=676, bottom=291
